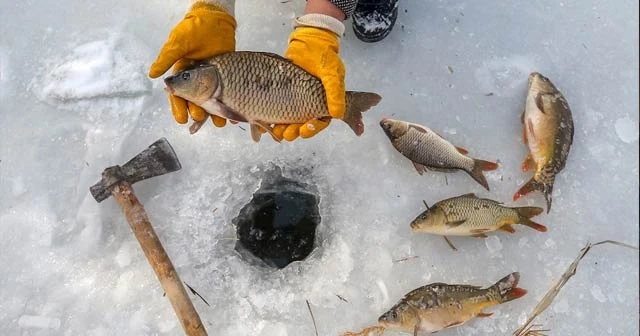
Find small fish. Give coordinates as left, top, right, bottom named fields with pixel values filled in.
left=380, top=119, right=498, bottom=190
left=410, top=193, right=547, bottom=237
left=514, top=72, right=574, bottom=213
left=377, top=272, right=527, bottom=335
left=164, top=51, right=382, bottom=142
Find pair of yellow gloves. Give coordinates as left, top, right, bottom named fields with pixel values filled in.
left=148, top=3, right=345, bottom=141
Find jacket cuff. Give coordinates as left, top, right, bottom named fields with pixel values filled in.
left=190, top=0, right=235, bottom=16
left=294, top=13, right=346, bottom=37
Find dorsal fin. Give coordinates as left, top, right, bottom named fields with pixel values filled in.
left=408, top=123, right=428, bottom=133
left=256, top=51, right=291, bottom=62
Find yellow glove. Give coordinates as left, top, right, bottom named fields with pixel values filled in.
left=281, top=15, right=346, bottom=141
left=149, top=2, right=236, bottom=127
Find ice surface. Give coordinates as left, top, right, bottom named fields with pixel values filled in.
left=0, top=1, right=638, bottom=336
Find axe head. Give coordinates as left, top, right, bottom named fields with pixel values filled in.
left=90, top=138, right=182, bottom=202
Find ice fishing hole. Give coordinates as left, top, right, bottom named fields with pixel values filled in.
left=232, top=166, right=321, bottom=269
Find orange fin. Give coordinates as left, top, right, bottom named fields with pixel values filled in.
left=507, top=287, right=528, bottom=301
left=521, top=153, right=535, bottom=172
left=455, top=146, right=469, bottom=155
left=520, top=217, right=547, bottom=232
left=413, top=162, right=426, bottom=175
left=513, top=178, right=554, bottom=213
left=471, top=233, right=488, bottom=238
left=467, top=159, right=499, bottom=191
left=478, top=312, right=494, bottom=318
left=492, top=272, right=528, bottom=303
left=513, top=178, right=542, bottom=201
left=500, top=224, right=516, bottom=233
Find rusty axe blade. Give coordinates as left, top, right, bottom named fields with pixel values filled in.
left=90, top=138, right=181, bottom=202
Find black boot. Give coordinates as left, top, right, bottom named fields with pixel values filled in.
left=351, top=0, right=399, bottom=43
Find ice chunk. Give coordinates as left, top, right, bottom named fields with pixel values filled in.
left=485, top=235, right=503, bottom=254
left=591, top=284, right=607, bottom=303
left=614, top=117, right=639, bottom=143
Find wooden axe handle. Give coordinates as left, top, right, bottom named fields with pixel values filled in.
left=110, top=181, right=207, bottom=336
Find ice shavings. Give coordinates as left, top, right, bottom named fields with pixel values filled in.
left=37, top=36, right=150, bottom=104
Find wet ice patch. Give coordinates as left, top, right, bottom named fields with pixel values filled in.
left=33, top=34, right=151, bottom=107
left=485, top=235, right=503, bottom=255
left=591, top=284, right=607, bottom=303
left=475, top=55, right=536, bottom=97
left=614, top=117, right=639, bottom=143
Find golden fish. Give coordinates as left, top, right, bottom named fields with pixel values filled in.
left=378, top=272, right=527, bottom=335
left=410, top=193, right=547, bottom=237
left=514, top=72, right=574, bottom=212
left=164, top=51, right=381, bottom=142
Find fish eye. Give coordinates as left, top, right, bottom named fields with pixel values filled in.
left=181, top=72, right=191, bottom=80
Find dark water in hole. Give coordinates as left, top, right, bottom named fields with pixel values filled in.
left=233, top=166, right=321, bottom=269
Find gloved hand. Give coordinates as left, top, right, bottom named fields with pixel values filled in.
left=149, top=2, right=236, bottom=127
left=276, top=14, right=346, bottom=141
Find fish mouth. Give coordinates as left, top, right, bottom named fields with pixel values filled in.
left=379, top=118, right=392, bottom=135
left=163, top=77, right=176, bottom=94
left=528, top=72, right=540, bottom=87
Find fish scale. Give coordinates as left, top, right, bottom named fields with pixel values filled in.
left=395, top=127, right=474, bottom=171
left=438, top=196, right=516, bottom=230
left=211, top=52, right=327, bottom=123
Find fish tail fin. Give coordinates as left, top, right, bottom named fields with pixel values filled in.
left=468, top=159, right=499, bottom=191
left=513, top=178, right=554, bottom=213
left=343, top=91, right=382, bottom=136
left=492, top=272, right=527, bottom=303
left=514, top=207, right=547, bottom=232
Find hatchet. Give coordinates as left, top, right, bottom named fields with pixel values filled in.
left=90, top=138, right=207, bottom=336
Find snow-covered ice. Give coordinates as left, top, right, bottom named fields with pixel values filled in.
left=0, top=1, right=638, bottom=335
